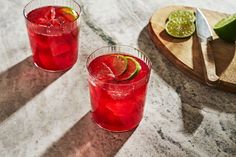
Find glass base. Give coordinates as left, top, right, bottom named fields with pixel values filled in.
left=33, top=62, right=74, bottom=73
left=91, top=114, right=140, bottom=133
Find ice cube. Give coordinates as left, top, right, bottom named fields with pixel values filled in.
left=106, top=85, right=133, bottom=100
left=33, top=33, right=48, bottom=49
left=50, top=38, right=71, bottom=56
left=106, top=101, right=136, bottom=117
left=50, top=7, right=56, bottom=20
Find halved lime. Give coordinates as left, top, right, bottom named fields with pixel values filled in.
left=165, top=20, right=195, bottom=38
left=106, top=55, right=128, bottom=77
left=213, top=14, right=236, bottom=42
left=168, top=10, right=195, bottom=22
left=116, top=56, right=141, bottom=81
left=60, top=7, right=78, bottom=21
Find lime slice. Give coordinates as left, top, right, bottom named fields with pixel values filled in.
left=60, top=7, right=78, bottom=21
left=168, top=10, right=195, bottom=22
left=94, top=62, right=115, bottom=81
left=106, top=55, right=128, bottom=77
left=165, top=20, right=195, bottom=38
left=116, top=56, right=141, bottom=81
left=213, top=14, right=236, bottom=42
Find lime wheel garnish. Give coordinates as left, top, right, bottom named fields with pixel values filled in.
left=116, top=56, right=141, bottom=81
left=90, top=54, right=141, bottom=82
left=60, top=7, right=78, bottom=21
left=105, top=55, right=128, bottom=77
left=92, top=62, right=115, bottom=81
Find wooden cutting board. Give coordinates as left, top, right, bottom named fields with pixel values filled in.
left=149, top=5, right=236, bottom=93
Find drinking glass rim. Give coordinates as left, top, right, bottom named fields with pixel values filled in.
left=86, top=45, right=152, bottom=86
left=23, top=0, right=82, bottom=27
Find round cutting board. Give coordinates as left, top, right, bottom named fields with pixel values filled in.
left=149, top=5, right=236, bottom=93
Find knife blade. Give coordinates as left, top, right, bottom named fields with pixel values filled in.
left=196, top=8, right=219, bottom=85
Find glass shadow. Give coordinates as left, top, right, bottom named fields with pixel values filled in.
left=0, top=56, right=64, bottom=123
left=41, top=112, right=135, bottom=157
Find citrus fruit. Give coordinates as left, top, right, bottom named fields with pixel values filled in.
left=106, top=55, right=128, bottom=77
left=116, top=56, right=141, bottom=81
left=165, top=9, right=196, bottom=38
left=213, top=14, right=236, bottom=42
left=168, top=10, right=196, bottom=22
left=92, top=62, right=115, bottom=81
left=60, top=7, right=78, bottom=21
left=165, top=19, right=195, bottom=38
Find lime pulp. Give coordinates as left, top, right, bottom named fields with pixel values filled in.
left=168, top=10, right=196, bottom=22
left=165, top=19, right=195, bottom=38
left=165, top=9, right=196, bottom=38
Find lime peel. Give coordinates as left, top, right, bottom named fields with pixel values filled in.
left=115, top=56, right=141, bottom=81
left=213, top=13, right=236, bottom=42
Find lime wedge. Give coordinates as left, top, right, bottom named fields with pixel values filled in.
left=168, top=10, right=195, bottom=22
left=60, top=7, right=78, bottom=21
left=116, top=56, right=141, bottom=81
left=213, top=14, right=236, bottom=42
left=165, top=19, right=195, bottom=38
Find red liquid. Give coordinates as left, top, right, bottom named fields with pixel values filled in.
left=26, top=6, right=79, bottom=71
left=88, top=54, right=151, bottom=131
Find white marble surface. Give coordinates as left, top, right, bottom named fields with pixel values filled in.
left=0, top=0, right=236, bottom=157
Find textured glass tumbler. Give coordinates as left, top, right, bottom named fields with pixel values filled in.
left=23, top=0, right=81, bottom=72
left=87, top=45, right=152, bottom=132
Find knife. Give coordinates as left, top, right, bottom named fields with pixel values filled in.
left=196, top=8, right=219, bottom=85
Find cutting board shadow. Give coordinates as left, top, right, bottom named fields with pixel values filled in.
left=149, top=5, right=236, bottom=93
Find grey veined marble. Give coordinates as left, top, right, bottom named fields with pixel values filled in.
left=0, top=0, right=236, bottom=157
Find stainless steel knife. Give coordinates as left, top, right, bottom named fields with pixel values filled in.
left=196, top=8, right=219, bottom=85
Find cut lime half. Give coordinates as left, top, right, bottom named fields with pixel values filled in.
left=213, top=14, right=236, bottom=42
left=168, top=10, right=195, bottom=22
left=165, top=20, right=195, bottom=38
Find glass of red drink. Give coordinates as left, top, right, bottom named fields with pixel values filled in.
left=87, top=45, right=152, bottom=132
left=23, top=0, right=81, bottom=72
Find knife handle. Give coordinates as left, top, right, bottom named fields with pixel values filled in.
left=200, top=41, right=219, bottom=85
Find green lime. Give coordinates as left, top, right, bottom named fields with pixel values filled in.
left=168, top=10, right=195, bottom=22
left=94, top=62, right=115, bottom=81
left=106, top=55, right=128, bottom=77
left=213, top=14, right=236, bottom=42
left=116, top=56, right=141, bottom=81
left=165, top=19, right=195, bottom=38
left=60, top=7, right=78, bottom=21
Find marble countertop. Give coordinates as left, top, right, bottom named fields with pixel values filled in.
left=0, top=0, right=236, bottom=157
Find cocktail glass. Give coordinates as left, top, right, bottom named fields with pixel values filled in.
left=23, top=0, right=81, bottom=72
left=87, top=45, right=152, bottom=132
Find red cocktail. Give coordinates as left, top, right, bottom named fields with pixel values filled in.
left=24, top=0, right=81, bottom=71
left=87, top=46, right=152, bottom=132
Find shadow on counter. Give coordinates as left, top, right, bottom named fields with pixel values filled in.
left=41, top=112, right=134, bottom=157
left=0, top=56, right=64, bottom=123
left=137, top=25, right=236, bottom=134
